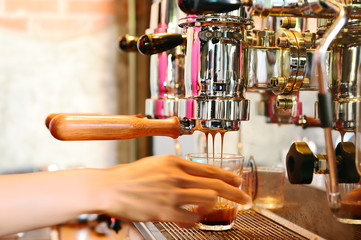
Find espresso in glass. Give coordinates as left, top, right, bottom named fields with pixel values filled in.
left=196, top=201, right=237, bottom=225
left=186, top=153, right=244, bottom=231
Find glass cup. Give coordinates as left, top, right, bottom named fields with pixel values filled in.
left=186, top=153, right=244, bottom=231
left=239, top=166, right=253, bottom=210
left=253, top=166, right=285, bottom=209
left=334, top=183, right=361, bottom=224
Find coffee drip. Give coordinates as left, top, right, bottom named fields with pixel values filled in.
left=203, top=131, right=226, bottom=166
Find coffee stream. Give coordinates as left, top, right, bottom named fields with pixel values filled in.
left=205, top=132, right=209, bottom=164
left=220, top=132, right=225, bottom=168
left=204, top=131, right=226, bottom=166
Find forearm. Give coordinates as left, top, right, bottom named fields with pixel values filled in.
left=0, top=169, right=105, bottom=236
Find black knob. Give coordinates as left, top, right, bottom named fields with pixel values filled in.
left=137, top=33, right=184, bottom=55
left=336, top=142, right=360, bottom=183
left=119, top=35, right=139, bottom=52
left=286, top=142, right=316, bottom=184
left=178, top=0, right=244, bottom=14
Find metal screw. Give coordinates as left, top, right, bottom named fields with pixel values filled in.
left=246, top=32, right=256, bottom=45
left=277, top=37, right=289, bottom=48
left=280, top=17, right=297, bottom=29
left=270, top=77, right=287, bottom=88
left=277, top=99, right=294, bottom=110
left=302, top=78, right=310, bottom=87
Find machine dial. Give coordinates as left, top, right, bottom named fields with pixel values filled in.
left=286, top=142, right=316, bottom=184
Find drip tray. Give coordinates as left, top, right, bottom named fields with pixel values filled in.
left=134, top=209, right=325, bottom=240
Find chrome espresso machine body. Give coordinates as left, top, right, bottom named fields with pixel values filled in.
left=48, top=0, right=361, bottom=233
left=143, top=0, right=186, bottom=119
left=175, top=0, right=361, bottom=224
left=177, top=9, right=252, bottom=131
left=136, top=1, right=253, bottom=133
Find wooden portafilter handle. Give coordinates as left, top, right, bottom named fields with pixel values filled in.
left=46, top=113, right=62, bottom=129
left=46, top=113, right=108, bottom=129
left=45, top=113, right=143, bottom=129
left=48, top=115, right=181, bottom=141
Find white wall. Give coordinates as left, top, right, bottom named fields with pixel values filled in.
left=0, top=26, right=119, bottom=171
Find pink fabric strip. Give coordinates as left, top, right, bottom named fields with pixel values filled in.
left=158, top=52, right=167, bottom=98
left=186, top=99, right=194, bottom=119
left=191, top=27, right=201, bottom=97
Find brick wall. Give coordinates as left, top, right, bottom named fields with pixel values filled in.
left=0, top=0, right=120, bottom=38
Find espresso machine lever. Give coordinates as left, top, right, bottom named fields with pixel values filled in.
left=118, top=34, right=139, bottom=52
left=119, top=33, right=185, bottom=55
left=137, top=33, right=186, bottom=55
left=177, top=0, right=251, bottom=14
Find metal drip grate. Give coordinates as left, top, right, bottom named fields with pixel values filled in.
left=153, top=209, right=310, bottom=240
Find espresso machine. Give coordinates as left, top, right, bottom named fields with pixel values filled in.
left=46, top=0, right=361, bottom=238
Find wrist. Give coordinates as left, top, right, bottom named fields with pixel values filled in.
left=75, top=168, right=109, bottom=215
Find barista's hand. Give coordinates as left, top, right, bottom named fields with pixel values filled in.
left=96, top=155, right=250, bottom=226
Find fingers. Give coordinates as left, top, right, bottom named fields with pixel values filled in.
left=174, top=189, right=217, bottom=211
left=162, top=207, right=200, bottom=225
left=161, top=188, right=246, bottom=227
left=154, top=189, right=216, bottom=226
left=161, top=155, right=250, bottom=204
left=174, top=156, right=242, bottom=188
left=171, top=175, right=251, bottom=205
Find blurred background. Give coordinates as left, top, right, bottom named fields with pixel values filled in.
left=0, top=0, right=152, bottom=171
left=0, top=0, right=339, bottom=184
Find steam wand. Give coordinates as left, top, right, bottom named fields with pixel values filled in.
left=312, top=0, right=347, bottom=210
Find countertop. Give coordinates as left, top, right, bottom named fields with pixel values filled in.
left=271, top=182, right=361, bottom=240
